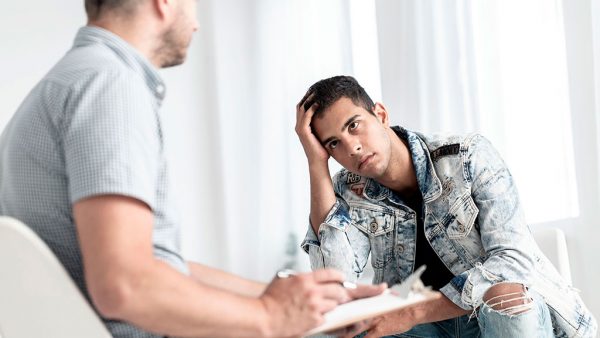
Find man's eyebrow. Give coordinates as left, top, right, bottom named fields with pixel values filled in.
left=321, top=114, right=361, bottom=146
left=341, top=115, right=360, bottom=132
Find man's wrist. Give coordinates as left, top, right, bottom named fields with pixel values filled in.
left=254, top=297, right=276, bottom=338
left=308, top=159, right=329, bottom=174
left=408, top=302, right=427, bottom=326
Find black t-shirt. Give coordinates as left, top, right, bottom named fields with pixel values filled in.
left=392, top=127, right=454, bottom=290
left=404, top=194, right=454, bottom=290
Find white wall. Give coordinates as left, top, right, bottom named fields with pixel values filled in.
left=0, top=3, right=86, bottom=129
left=561, top=0, right=600, bottom=321
left=159, top=0, right=226, bottom=269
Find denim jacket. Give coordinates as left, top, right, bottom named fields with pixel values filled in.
left=301, top=127, right=597, bottom=337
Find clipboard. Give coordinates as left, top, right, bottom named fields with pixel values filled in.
left=304, top=266, right=440, bottom=336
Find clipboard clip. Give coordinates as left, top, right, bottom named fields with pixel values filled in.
left=389, top=265, right=429, bottom=298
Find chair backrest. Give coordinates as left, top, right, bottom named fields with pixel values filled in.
left=531, top=226, right=573, bottom=284
left=0, top=216, right=112, bottom=338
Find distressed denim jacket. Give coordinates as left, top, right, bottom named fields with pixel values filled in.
left=301, top=127, right=597, bottom=337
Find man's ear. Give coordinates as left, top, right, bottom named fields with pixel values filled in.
left=373, top=102, right=389, bottom=127
left=153, top=0, right=175, bottom=21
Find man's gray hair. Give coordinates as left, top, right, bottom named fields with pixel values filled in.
left=85, top=0, right=144, bottom=20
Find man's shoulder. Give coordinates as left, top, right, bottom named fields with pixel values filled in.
left=45, top=45, right=139, bottom=90
left=413, top=131, right=481, bottom=160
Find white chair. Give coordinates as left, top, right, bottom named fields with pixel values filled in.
left=0, top=216, right=112, bottom=338
left=531, top=226, right=573, bottom=284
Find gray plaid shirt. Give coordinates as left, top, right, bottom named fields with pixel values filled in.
left=0, top=26, right=188, bottom=338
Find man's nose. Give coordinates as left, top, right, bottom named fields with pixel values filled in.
left=349, top=143, right=362, bottom=157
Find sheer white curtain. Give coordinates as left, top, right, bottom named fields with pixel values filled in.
left=375, top=0, right=577, bottom=225
left=375, top=1, right=480, bottom=134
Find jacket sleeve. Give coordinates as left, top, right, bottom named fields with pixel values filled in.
left=440, top=134, right=536, bottom=310
left=300, top=175, right=371, bottom=282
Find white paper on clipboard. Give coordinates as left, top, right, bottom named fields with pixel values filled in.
left=304, top=266, right=439, bottom=336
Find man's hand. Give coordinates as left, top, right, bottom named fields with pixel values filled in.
left=346, top=282, right=388, bottom=300
left=327, top=283, right=387, bottom=338
left=259, top=270, right=386, bottom=338
left=259, top=269, right=348, bottom=337
left=325, top=283, right=387, bottom=337
left=295, top=91, right=329, bottom=166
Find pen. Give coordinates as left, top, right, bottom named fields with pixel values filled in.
left=276, top=269, right=357, bottom=289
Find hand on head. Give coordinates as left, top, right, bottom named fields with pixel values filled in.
left=295, top=91, right=330, bottom=166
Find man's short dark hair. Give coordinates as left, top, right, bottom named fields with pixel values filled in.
left=304, top=75, right=375, bottom=118
left=85, top=0, right=143, bottom=20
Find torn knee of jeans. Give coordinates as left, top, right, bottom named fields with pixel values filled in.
left=482, top=283, right=533, bottom=316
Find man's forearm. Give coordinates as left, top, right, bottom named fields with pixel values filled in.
left=309, top=162, right=337, bottom=235
left=411, top=294, right=470, bottom=325
left=101, top=259, right=271, bottom=338
left=365, top=293, right=471, bottom=336
left=188, top=262, right=266, bottom=297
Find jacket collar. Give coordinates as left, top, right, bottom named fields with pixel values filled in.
left=362, top=126, right=443, bottom=204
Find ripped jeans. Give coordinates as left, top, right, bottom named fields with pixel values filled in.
left=372, top=288, right=554, bottom=338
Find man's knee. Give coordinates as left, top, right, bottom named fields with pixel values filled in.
left=482, top=282, right=533, bottom=316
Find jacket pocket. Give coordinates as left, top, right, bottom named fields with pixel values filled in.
left=442, top=193, right=479, bottom=239
left=350, top=205, right=395, bottom=269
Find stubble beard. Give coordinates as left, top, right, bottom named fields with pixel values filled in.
left=154, top=20, right=189, bottom=68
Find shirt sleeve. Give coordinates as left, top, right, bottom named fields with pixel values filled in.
left=440, top=134, right=536, bottom=310
left=300, top=175, right=371, bottom=282
left=62, top=68, right=160, bottom=209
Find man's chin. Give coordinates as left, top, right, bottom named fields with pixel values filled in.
left=358, top=166, right=386, bottom=180
left=161, top=56, right=186, bottom=68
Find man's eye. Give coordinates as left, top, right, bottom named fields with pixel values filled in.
left=328, top=140, right=338, bottom=150
left=349, top=121, right=359, bottom=130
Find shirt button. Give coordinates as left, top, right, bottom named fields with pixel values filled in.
left=156, top=84, right=165, bottom=94
left=457, top=222, right=466, bottom=233
left=370, top=221, right=379, bottom=233
left=397, top=244, right=404, bottom=253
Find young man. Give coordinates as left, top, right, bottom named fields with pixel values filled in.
left=296, top=75, right=597, bottom=337
left=0, top=3, right=384, bottom=337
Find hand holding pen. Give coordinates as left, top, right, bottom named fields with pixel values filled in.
left=256, top=268, right=386, bottom=337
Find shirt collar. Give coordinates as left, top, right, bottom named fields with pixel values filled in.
left=362, top=126, right=443, bottom=203
left=73, top=26, right=166, bottom=103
